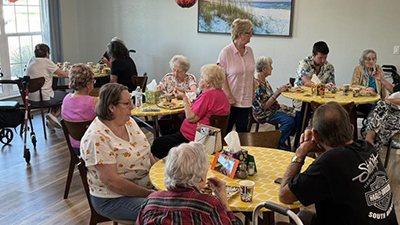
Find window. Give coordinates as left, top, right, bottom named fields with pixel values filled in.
left=0, top=0, right=49, bottom=98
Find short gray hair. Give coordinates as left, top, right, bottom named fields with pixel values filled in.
left=169, top=55, right=190, bottom=72
left=68, top=63, right=94, bottom=90
left=201, top=64, right=226, bottom=89
left=231, top=18, right=253, bottom=41
left=165, top=142, right=208, bottom=191
left=256, top=56, right=273, bottom=73
left=359, top=49, right=377, bottom=66
left=95, top=83, right=128, bottom=121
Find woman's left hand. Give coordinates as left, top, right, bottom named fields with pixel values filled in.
left=366, top=87, right=375, bottom=93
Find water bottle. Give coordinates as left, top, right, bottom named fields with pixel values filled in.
left=135, top=86, right=142, bottom=109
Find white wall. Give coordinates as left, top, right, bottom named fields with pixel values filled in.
left=60, top=0, right=400, bottom=102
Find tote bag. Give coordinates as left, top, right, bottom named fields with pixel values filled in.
left=194, top=124, right=222, bottom=155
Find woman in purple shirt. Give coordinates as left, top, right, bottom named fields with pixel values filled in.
left=61, top=63, right=98, bottom=155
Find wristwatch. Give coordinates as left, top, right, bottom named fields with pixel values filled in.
left=291, top=155, right=305, bottom=165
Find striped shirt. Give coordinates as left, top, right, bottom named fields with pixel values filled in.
left=136, top=187, right=238, bottom=225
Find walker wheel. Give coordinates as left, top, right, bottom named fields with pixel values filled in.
left=24, top=148, right=31, bottom=164
left=31, top=132, right=37, bottom=149
left=0, top=128, right=13, bottom=145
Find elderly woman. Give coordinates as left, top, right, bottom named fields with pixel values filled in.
left=108, top=40, right=138, bottom=92
left=253, top=57, right=300, bottom=150
left=61, top=63, right=98, bottom=155
left=80, top=83, right=156, bottom=221
left=137, top=142, right=238, bottom=225
left=364, top=70, right=400, bottom=150
left=352, top=49, right=388, bottom=115
left=217, top=18, right=255, bottom=133
left=157, top=55, right=198, bottom=97
left=151, top=64, right=230, bottom=159
left=26, top=43, right=69, bottom=129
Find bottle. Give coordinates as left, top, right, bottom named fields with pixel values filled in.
left=248, top=162, right=255, bottom=176
left=135, top=86, right=142, bottom=109
left=236, top=163, right=248, bottom=179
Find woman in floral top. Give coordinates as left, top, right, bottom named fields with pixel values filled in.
left=80, top=83, right=156, bottom=221
left=252, top=56, right=300, bottom=150
left=157, top=55, right=198, bottom=97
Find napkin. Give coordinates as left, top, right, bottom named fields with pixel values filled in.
left=186, top=92, right=197, bottom=102
left=311, top=74, right=321, bottom=84
left=224, top=131, right=242, bottom=153
left=147, top=79, right=157, bottom=91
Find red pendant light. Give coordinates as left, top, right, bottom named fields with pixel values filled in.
left=175, top=0, right=197, bottom=8
left=9, top=0, right=19, bottom=2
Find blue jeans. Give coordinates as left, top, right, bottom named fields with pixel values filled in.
left=269, top=112, right=301, bottom=146
left=90, top=195, right=146, bottom=221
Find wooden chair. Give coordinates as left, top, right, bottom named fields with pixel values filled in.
left=27, top=77, right=63, bottom=139
left=209, top=114, right=230, bottom=139
left=60, top=119, right=93, bottom=199
left=131, top=74, right=148, bottom=91
left=77, top=158, right=135, bottom=225
left=238, top=131, right=282, bottom=148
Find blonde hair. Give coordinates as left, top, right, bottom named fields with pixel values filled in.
left=201, top=64, right=226, bottom=89
left=68, top=63, right=95, bottom=90
left=231, top=18, right=253, bottom=41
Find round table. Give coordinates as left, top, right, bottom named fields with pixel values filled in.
left=281, top=86, right=381, bottom=147
left=131, top=103, right=184, bottom=138
left=150, top=146, right=314, bottom=224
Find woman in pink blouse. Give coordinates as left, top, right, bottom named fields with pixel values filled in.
left=217, top=18, right=255, bottom=133
left=157, top=55, right=198, bottom=97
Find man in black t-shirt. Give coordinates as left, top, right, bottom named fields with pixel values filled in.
left=279, top=102, right=398, bottom=225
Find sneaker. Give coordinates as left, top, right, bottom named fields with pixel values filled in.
left=384, top=140, right=400, bottom=149
left=46, top=113, right=62, bottom=129
left=46, top=120, right=55, bottom=131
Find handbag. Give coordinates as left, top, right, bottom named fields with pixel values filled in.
left=194, top=124, right=222, bottom=155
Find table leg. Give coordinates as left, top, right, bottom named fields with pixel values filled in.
left=153, top=116, right=160, bottom=138
left=262, top=211, right=275, bottom=225
left=350, top=106, right=358, bottom=140
left=294, top=102, right=311, bottom=148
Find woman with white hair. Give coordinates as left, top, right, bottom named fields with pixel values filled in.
left=151, top=64, right=230, bottom=159
left=137, top=142, right=238, bottom=225
left=351, top=49, right=388, bottom=115
left=252, top=56, right=299, bottom=150
left=157, top=55, right=198, bottom=97
left=217, top=18, right=255, bottom=133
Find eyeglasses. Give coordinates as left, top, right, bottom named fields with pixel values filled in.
left=243, top=31, right=252, bottom=35
left=118, top=99, right=133, bottom=107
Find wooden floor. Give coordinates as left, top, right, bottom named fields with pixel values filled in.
left=0, top=115, right=399, bottom=224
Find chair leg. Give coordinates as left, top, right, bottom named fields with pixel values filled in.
left=64, top=157, right=78, bottom=199
left=40, top=107, right=47, bottom=140
left=384, top=138, right=392, bottom=168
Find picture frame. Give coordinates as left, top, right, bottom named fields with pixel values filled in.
left=211, top=152, right=240, bottom=178
left=198, top=0, right=294, bottom=37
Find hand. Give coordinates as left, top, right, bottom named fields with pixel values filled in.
left=366, top=87, right=375, bottom=93
left=372, top=70, right=383, bottom=81
left=278, top=83, right=291, bottom=93
left=207, top=177, right=230, bottom=210
left=173, top=88, right=186, bottom=100
left=228, top=95, right=236, bottom=105
left=300, top=129, right=313, bottom=145
left=325, top=82, right=335, bottom=89
left=296, top=131, right=325, bottom=158
left=100, top=57, right=109, bottom=65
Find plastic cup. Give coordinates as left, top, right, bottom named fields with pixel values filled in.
left=239, top=180, right=255, bottom=202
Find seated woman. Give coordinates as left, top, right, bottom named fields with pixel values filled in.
left=26, top=43, right=69, bottom=129
left=157, top=55, right=198, bottom=97
left=151, top=64, right=230, bottom=159
left=137, top=142, right=238, bottom=225
left=100, top=36, right=124, bottom=66
left=364, top=70, right=400, bottom=150
left=61, top=63, right=98, bottom=155
left=108, top=40, right=138, bottom=92
left=252, top=56, right=300, bottom=150
left=80, top=83, right=156, bottom=221
left=351, top=49, right=388, bottom=115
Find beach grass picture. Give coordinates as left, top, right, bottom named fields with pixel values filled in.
left=198, top=0, right=293, bottom=36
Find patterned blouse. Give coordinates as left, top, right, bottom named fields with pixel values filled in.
left=80, top=117, right=153, bottom=198
left=295, top=55, right=335, bottom=87
left=158, top=73, right=197, bottom=95
left=252, top=78, right=280, bottom=124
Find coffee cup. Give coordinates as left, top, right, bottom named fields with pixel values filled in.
left=343, top=84, right=350, bottom=94
left=353, top=87, right=360, bottom=97
left=239, top=180, right=255, bottom=202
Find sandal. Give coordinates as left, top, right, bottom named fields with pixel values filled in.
left=384, top=140, right=400, bottom=149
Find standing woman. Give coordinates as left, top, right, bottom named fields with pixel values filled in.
left=217, top=18, right=255, bottom=133
left=351, top=49, right=388, bottom=115
left=108, top=41, right=138, bottom=92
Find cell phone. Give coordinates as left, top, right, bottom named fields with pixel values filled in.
left=274, top=177, right=282, bottom=184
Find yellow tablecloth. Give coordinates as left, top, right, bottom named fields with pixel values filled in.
left=281, top=86, right=380, bottom=105
left=131, top=103, right=184, bottom=116
left=150, top=146, right=314, bottom=212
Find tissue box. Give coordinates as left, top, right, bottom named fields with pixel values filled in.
left=221, top=149, right=248, bottom=164
left=311, top=83, right=325, bottom=96
left=145, top=90, right=161, bottom=104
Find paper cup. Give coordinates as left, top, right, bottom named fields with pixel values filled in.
left=239, top=180, right=255, bottom=202
left=353, top=87, right=360, bottom=97
left=343, top=84, right=350, bottom=94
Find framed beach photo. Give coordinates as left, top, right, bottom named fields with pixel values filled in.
left=211, top=152, right=240, bottom=178
left=198, top=0, right=294, bottom=37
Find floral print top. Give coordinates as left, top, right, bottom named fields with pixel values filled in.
left=252, top=78, right=280, bottom=124
left=295, top=55, right=335, bottom=87
left=158, top=73, right=197, bottom=95
left=80, top=117, right=153, bottom=198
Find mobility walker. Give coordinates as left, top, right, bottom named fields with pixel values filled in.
left=253, top=201, right=304, bottom=225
